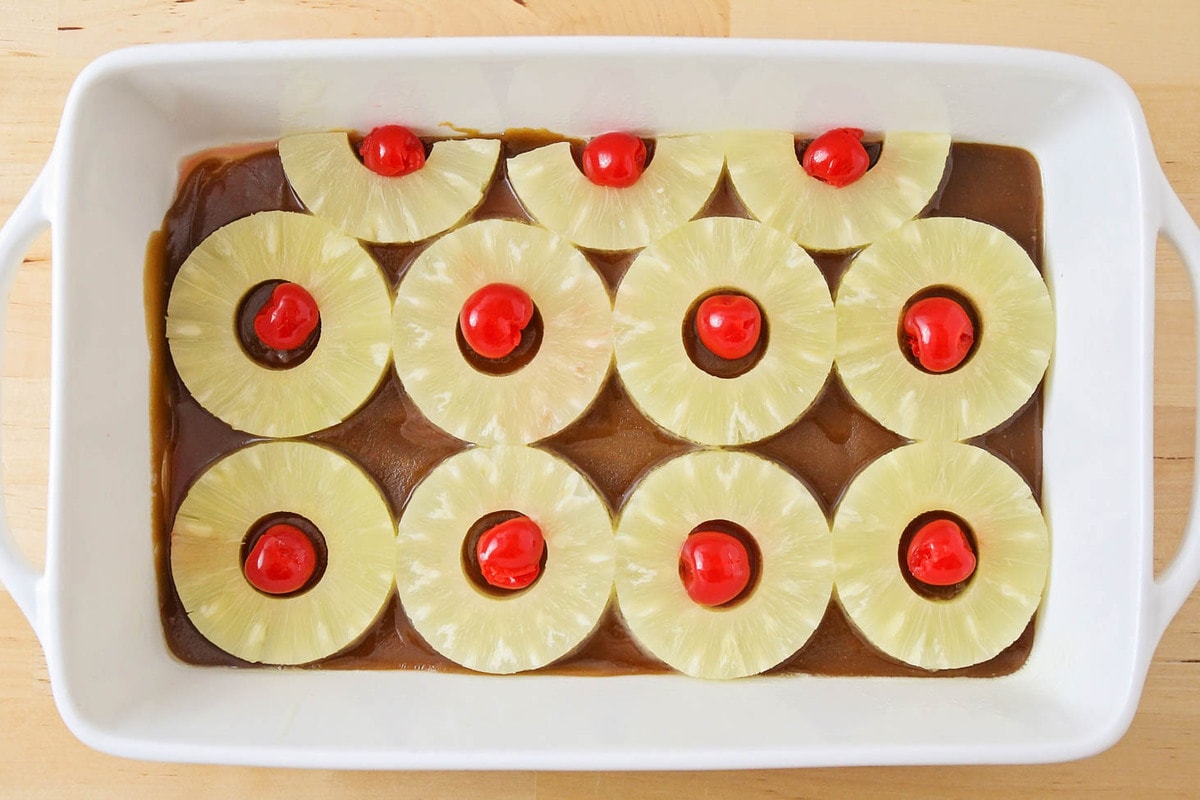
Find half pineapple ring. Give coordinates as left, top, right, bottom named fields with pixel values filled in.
left=170, top=441, right=396, bottom=666
left=613, top=217, right=835, bottom=446
left=506, top=135, right=724, bottom=251
left=395, top=446, right=615, bottom=674
left=615, top=450, right=833, bottom=679
left=278, top=131, right=500, bottom=243
left=724, top=130, right=950, bottom=251
left=836, top=217, right=1053, bottom=441
left=393, top=219, right=613, bottom=445
left=167, top=211, right=393, bottom=437
left=832, top=441, right=1049, bottom=671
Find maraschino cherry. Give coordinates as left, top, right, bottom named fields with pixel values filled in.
left=581, top=132, right=647, bottom=188
left=244, top=524, right=318, bottom=595
left=459, top=283, right=535, bottom=360
left=695, top=294, right=763, bottom=361
left=477, top=516, right=545, bottom=591
left=906, top=518, right=977, bottom=587
left=253, top=283, right=319, bottom=351
left=679, top=530, right=753, bottom=607
left=359, top=125, right=426, bottom=177
left=802, top=128, right=871, bottom=188
left=903, top=295, right=976, bottom=373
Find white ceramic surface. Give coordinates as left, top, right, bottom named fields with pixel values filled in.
left=0, top=37, right=1198, bottom=769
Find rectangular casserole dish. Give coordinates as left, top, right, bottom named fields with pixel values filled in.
left=1, top=36, right=1199, bottom=769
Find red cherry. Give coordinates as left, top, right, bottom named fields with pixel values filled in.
left=695, top=294, right=763, bottom=361
left=459, top=283, right=535, bottom=360
left=679, top=530, right=753, bottom=607
left=253, top=282, right=320, bottom=351
left=906, top=518, right=977, bottom=587
left=476, top=516, right=545, bottom=591
left=903, top=296, right=976, bottom=373
left=802, top=128, right=870, bottom=188
left=359, top=125, right=426, bottom=177
left=581, top=132, right=647, bottom=188
left=244, top=524, right=318, bottom=595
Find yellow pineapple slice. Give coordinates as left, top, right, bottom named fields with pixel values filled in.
left=832, top=441, right=1049, bottom=670
left=615, top=449, right=833, bottom=679
left=166, top=211, right=392, bottom=437
left=506, top=135, right=724, bottom=251
left=278, top=131, right=500, bottom=243
left=395, top=446, right=614, bottom=674
left=836, top=217, right=1053, bottom=440
left=613, top=217, right=835, bottom=446
left=170, top=441, right=395, bottom=666
left=393, top=219, right=612, bottom=445
left=724, top=130, right=950, bottom=251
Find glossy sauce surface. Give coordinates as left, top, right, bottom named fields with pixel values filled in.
left=152, top=135, right=1044, bottom=675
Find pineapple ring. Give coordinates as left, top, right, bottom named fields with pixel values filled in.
left=836, top=217, right=1053, bottom=440
left=613, top=217, right=835, bottom=446
left=278, top=131, right=500, bottom=243
left=393, top=219, right=613, bottom=445
left=832, top=441, right=1049, bottom=671
left=395, top=446, right=615, bottom=674
left=166, top=211, right=393, bottom=437
left=170, top=441, right=396, bottom=666
left=506, top=135, right=725, bottom=251
left=615, top=450, right=833, bottom=679
left=724, top=130, right=951, bottom=251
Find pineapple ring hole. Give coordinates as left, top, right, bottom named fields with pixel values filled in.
left=461, top=510, right=549, bottom=598
left=896, top=510, right=978, bottom=600
left=569, top=136, right=656, bottom=175
left=682, top=290, right=771, bottom=379
left=236, top=280, right=322, bottom=369
left=239, top=512, right=329, bottom=598
left=897, top=285, right=983, bottom=375
left=794, top=135, right=883, bottom=174
left=681, top=519, right=763, bottom=608
left=455, top=304, right=545, bottom=376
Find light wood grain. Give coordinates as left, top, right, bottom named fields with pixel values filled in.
left=1, top=1, right=1198, bottom=796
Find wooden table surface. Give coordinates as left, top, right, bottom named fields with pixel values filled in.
left=2, top=1, right=1199, bottom=796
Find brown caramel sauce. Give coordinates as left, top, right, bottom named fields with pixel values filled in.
left=151, top=135, right=1044, bottom=675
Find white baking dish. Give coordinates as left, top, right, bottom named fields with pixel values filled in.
left=0, top=37, right=1198, bottom=769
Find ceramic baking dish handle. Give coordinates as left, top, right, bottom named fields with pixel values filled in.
left=1154, top=173, right=1200, bottom=642
left=0, top=163, right=51, bottom=641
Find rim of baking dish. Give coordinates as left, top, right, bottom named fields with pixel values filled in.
left=37, top=37, right=1158, bottom=769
